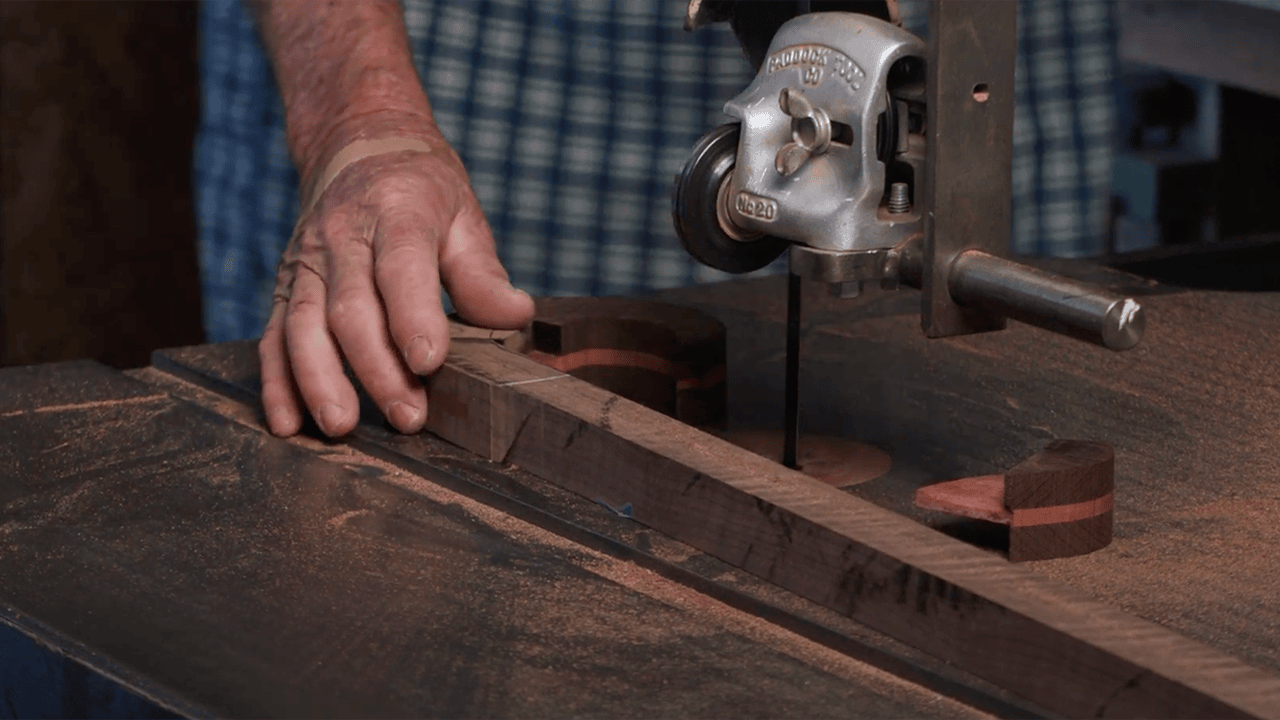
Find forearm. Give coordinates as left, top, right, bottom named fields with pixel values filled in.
left=248, top=0, right=438, bottom=191
left=250, top=1, right=531, bottom=440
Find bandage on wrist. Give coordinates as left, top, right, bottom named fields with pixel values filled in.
left=301, top=137, right=435, bottom=216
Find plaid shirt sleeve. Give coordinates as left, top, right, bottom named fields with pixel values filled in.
left=196, top=0, right=1118, bottom=342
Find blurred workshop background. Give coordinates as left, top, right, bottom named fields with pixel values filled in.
left=1, top=0, right=1278, bottom=372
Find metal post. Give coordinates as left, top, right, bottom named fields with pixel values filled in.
left=921, top=0, right=1016, bottom=337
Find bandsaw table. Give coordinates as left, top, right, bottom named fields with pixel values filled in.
left=2, top=268, right=1279, bottom=718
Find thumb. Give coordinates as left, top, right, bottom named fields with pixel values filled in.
left=439, top=203, right=535, bottom=329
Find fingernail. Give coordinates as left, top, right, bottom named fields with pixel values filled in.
left=406, top=335, right=435, bottom=372
left=318, top=403, right=346, bottom=436
left=387, top=401, right=424, bottom=432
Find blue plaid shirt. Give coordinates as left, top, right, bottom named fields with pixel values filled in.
left=196, top=0, right=1117, bottom=342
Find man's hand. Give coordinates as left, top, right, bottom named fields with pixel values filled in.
left=250, top=1, right=533, bottom=437
left=259, top=133, right=533, bottom=438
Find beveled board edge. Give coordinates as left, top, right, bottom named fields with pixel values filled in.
left=425, top=331, right=1280, bottom=720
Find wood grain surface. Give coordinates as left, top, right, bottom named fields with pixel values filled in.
left=147, top=342, right=1052, bottom=719
left=1004, top=440, right=1114, bottom=561
left=664, top=274, right=1280, bottom=682
left=136, top=268, right=1280, bottom=718
left=0, top=361, right=991, bottom=719
left=423, top=327, right=1280, bottom=719
left=524, top=297, right=727, bottom=427
left=660, top=272, right=1280, bottom=666
left=915, top=440, right=1115, bottom=561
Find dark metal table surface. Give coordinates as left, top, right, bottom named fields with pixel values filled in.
left=2, top=270, right=1278, bottom=717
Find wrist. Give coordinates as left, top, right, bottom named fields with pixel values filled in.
left=297, top=110, right=447, bottom=201
left=251, top=0, right=443, bottom=187
left=300, top=135, right=437, bottom=215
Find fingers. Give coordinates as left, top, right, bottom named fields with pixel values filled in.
left=262, top=149, right=530, bottom=439
left=284, top=259, right=361, bottom=437
left=259, top=298, right=304, bottom=437
left=373, top=207, right=453, bottom=377
left=440, top=200, right=536, bottom=330
left=327, top=219, right=428, bottom=433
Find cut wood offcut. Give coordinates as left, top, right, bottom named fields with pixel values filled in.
left=914, top=439, right=1115, bottom=562
left=523, top=297, right=726, bottom=428
left=519, top=298, right=890, bottom=488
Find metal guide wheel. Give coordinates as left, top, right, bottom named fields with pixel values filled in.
left=672, top=123, right=789, bottom=273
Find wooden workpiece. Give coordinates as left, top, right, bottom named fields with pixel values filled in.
left=521, top=298, right=888, bottom=489
left=914, top=440, right=1115, bottom=561
left=523, top=297, right=727, bottom=427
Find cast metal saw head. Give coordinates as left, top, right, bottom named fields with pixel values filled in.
left=675, top=11, right=926, bottom=275
left=675, top=5, right=1146, bottom=352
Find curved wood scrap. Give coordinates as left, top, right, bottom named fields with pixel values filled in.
left=428, top=325, right=1280, bottom=719
left=914, top=440, right=1115, bottom=561
left=523, top=297, right=726, bottom=427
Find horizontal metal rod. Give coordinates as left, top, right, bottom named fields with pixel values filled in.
left=945, top=250, right=1145, bottom=351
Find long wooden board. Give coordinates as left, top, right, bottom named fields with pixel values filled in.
left=2, top=361, right=993, bottom=719
left=426, top=329, right=1280, bottom=719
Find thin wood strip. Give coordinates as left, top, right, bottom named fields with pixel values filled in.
left=913, top=474, right=1012, bottom=524
left=1013, top=493, right=1114, bottom=528
left=914, top=476, right=1115, bottom=527
left=528, top=347, right=680, bottom=378
left=425, top=333, right=1280, bottom=719
left=526, top=347, right=726, bottom=392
